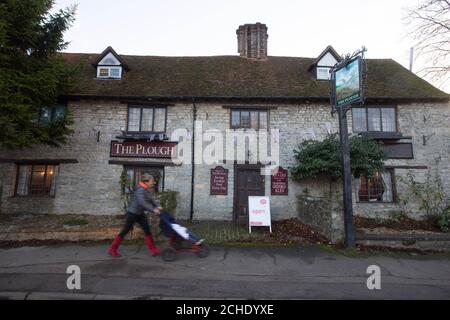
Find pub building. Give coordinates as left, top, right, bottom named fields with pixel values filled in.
left=0, top=23, right=449, bottom=242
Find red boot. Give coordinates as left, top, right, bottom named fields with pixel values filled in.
left=144, top=235, right=161, bottom=256
left=108, top=235, right=123, bottom=258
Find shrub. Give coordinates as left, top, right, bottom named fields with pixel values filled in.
left=398, top=162, right=450, bottom=232
left=290, top=133, right=386, bottom=181
left=158, top=190, right=178, bottom=215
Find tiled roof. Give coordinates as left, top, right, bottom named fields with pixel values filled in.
left=62, top=53, right=449, bottom=101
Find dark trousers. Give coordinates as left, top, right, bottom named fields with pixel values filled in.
left=119, top=213, right=151, bottom=238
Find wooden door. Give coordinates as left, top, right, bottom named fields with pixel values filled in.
left=234, top=167, right=265, bottom=221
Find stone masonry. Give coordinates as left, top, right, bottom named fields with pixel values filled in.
left=0, top=100, right=449, bottom=244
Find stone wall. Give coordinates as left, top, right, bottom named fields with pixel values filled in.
left=0, top=100, right=194, bottom=217
left=296, top=178, right=344, bottom=243
left=352, top=102, right=450, bottom=220
left=0, top=99, right=449, bottom=230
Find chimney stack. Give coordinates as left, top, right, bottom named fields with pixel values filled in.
left=236, top=23, right=268, bottom=60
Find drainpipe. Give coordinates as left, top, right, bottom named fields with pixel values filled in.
left=190, top=97, right=197, bottom=221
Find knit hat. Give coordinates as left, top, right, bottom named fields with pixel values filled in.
left=141, top=173, right=155, bottom=182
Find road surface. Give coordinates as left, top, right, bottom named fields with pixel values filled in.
left=0, top=244, right=449, bottom=299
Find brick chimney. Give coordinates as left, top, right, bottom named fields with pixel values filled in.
left=236, top=23, right=268, bottom=60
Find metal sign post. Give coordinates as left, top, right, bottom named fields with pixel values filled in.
left=330, top=47, right=367, bottom=248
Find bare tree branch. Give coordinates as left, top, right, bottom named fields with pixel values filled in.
left=404, top=0, right=450, bottom=90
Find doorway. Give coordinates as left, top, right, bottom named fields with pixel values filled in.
left=233, top=165, right=265, bottom=222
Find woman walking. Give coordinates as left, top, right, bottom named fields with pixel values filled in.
left=108, top=173, right=162, bottom=257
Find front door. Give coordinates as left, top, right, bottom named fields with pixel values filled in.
left=234, top=166, right=265, bottom=222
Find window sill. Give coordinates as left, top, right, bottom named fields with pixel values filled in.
left=117, top=132, right=167, bottom=141
left=230, top=128, right=268, bottom=131
left=96, top=77, right=122, bottom=80
left=357, top=132, right=409, bottom=140
left=356, top=201, right=396, bottom=204
left=10, top=195, right=56, bottom=199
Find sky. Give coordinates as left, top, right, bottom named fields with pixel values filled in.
left=52, top=0, right=448, bottom=92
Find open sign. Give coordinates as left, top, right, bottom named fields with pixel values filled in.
left=248, top=196, right=272, bottom=233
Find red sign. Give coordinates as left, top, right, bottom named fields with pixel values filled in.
left=210, top=166, right=228, bottom=195
left=271, top=167, right=288, bottom=195
left=110, top=141, right=177, bottom=158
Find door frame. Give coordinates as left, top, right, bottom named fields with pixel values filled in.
left=233, top=163, right=265, bottom=221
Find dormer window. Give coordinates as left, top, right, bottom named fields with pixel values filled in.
left=97, top=66, right=122, bottom=79
left=316, top=67, right=331, bottom=80
left=94, top=46, right=128, bottom=80
left=309, top=45, right=341, bottom=81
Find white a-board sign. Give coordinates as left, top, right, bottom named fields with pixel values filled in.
left=248, top=196, right=272, bottom=233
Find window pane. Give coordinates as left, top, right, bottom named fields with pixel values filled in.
left=125, top=168, right=136, bottom=192
left=128, top=108, right=141, bottom=131
left=45, top=165, right=56, bottom=196
left=153, top=108, right=166, bottom=132
left=381, top=171, right=393, bottom=202
left=30, top=165, right=46, bottom=195
left=250, top=111, right=259, bottom=129
left=99, top=68, right=109, bottom=77
left=352, top=108, right=367, bottom=132
left=53, top=105, right=66, bottom=120
left=357, top=176, right=369, bottom=202
left=259, top=111, right=268, bottom=130
left=109, top=67, right=121, bottom=78
left=368, top=108, right=381, bottom=131
left=317, top=67, right=330, bottom=80
left=358, top=171, right=394, bottom=203
left=381, top=108, right=396, bottom=132
left=141, top=108, right=153, bottom=131
left=40, top=107, right=50, bottom=123
left=368, top=173, right=384, bottom=202
left=16, top=165, right=31, bottom=196
left=241, top=111, right=250, bottom=128
left=231, top=111, right=240, bottom=128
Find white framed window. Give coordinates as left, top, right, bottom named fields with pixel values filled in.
left=97, top=66, right=122, bottom=79
left=316, top=67, right=331, bottom=80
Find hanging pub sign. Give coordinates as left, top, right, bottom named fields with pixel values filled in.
left=331, top=55, right=364, bottom=109
left=271, top=167, right=288, bottom=195
left=110, top=141, right=177, bottom=158
left=210, top=166, right=228, bottom=195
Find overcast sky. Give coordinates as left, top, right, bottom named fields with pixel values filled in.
left=53, top=0, right=448, bottom=92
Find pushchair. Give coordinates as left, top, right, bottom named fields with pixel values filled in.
left=159, top=211, right=210, bottom=262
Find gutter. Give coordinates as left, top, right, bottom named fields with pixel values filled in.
left=61, top=94, right=450, bottom=104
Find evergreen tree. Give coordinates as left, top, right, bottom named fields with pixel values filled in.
left=0, top=0, right=78, bottom=148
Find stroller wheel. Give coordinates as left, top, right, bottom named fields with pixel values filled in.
left=196, top=244, right=210, bottom=258
left=162, top=247, right=177, bottom=262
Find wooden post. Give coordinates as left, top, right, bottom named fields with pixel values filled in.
left=338, top=106, right=355, bottom=248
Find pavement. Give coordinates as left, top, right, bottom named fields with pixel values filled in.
left=0, top=243, right=449, bottom=300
